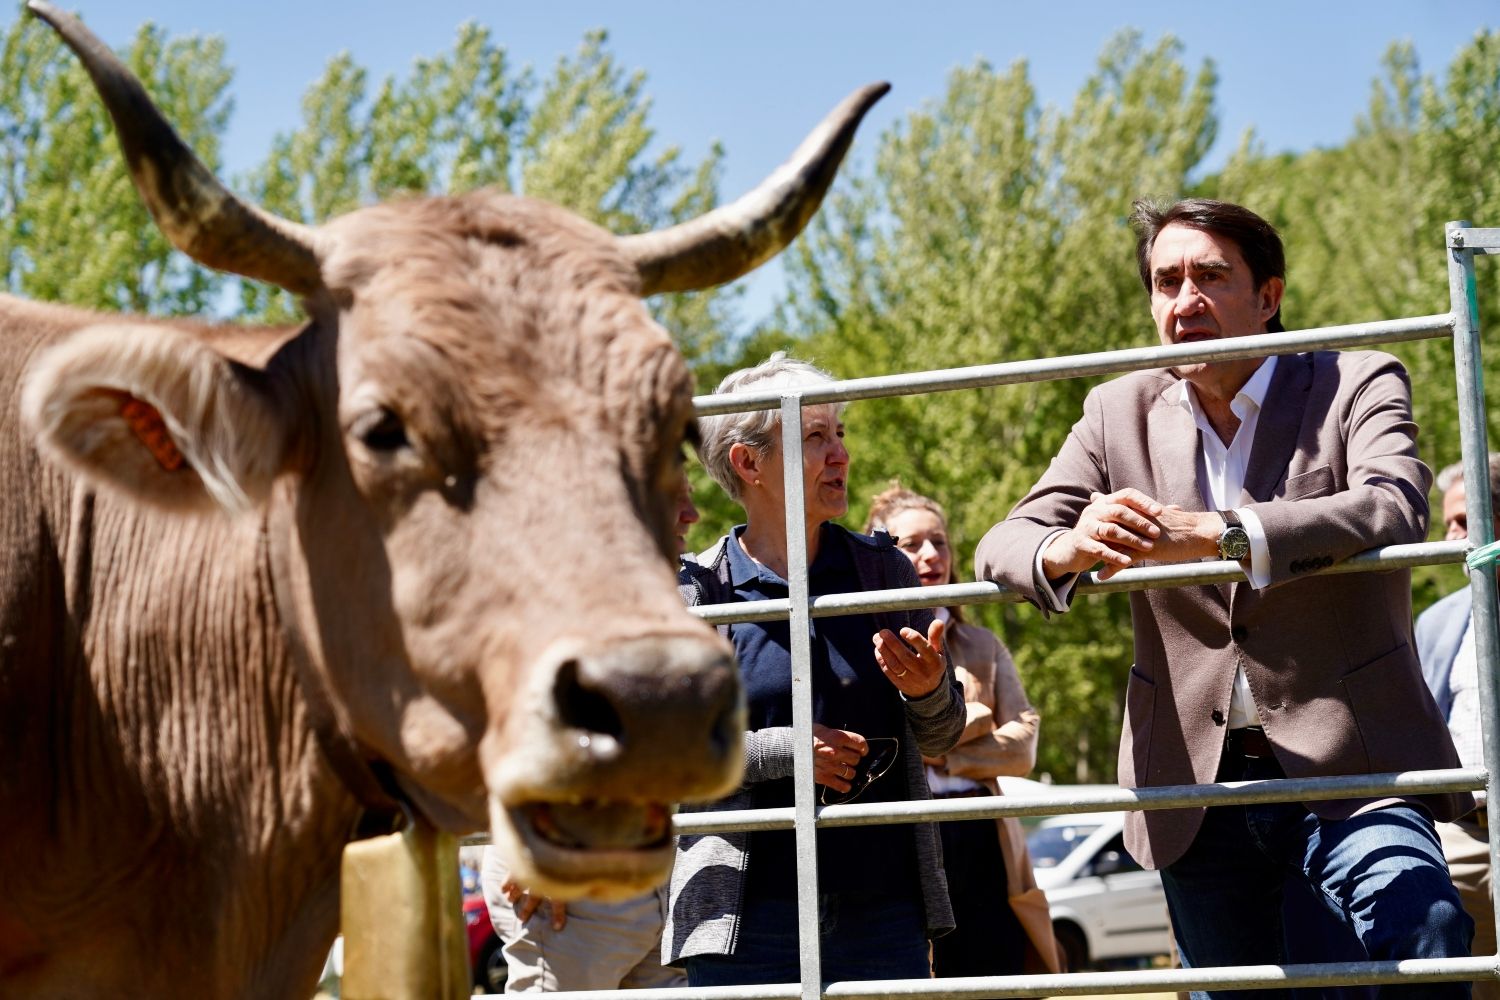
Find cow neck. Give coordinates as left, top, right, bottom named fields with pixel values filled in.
left=297, top=669, right=412, bottom=840
left=262, top=513, right=415, bottom=838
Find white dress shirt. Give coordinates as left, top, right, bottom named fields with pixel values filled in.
left=1036, top=357, right=1278, bottom=728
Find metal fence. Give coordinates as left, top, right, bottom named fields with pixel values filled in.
left=470, top=221, right=1500, bottom=999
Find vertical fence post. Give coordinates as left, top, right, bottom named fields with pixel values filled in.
left=780, top=392, right=823, bottom=1000
left=1447, top=220, right=1500, bottom=981
left=340, top=820, right=468, bottom=1000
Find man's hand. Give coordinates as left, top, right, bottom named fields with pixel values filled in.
left=873, top=618, right=947, bottom=698
left=1042, top=489, right=1164, bottom=581
left=1151, top=505, right=1227, bottom=563
left=501, top=878, right=567, bottom=931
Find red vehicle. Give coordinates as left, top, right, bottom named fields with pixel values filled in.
left=464, top=883, right=506, bottom=993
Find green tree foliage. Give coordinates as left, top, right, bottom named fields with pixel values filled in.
left=239, top=26, right=737, bottom=355
left=0, top=13, right=231, bottom=314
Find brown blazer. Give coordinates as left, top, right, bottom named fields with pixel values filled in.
left=975, top=350, right=1470, bottom=869
left=940, top=621, right=1060, bottom=974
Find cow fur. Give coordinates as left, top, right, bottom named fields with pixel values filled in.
left=0, top=192, right=738, bottom=998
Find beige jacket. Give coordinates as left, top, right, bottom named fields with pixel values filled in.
left=975, top=351, right=1470, bottom=869
left=939, top=620, right=1061, bottom=974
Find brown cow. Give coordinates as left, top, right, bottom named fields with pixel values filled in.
left=0, top=3, right=886, bottom=996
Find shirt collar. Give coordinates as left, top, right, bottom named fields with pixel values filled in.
left=725, top=523, right=843, bottom=589
left=726, top=524, right=779, bottom=588
left=1174, top=354, right=1278, bottom=425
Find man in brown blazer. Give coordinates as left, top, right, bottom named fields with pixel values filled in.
left=976, top=198, right=1473, bottom=996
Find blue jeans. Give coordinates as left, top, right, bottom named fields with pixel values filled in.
left=684, top=891, right=929, bottom=986
left=1161, top=751, right=1472, bottom=999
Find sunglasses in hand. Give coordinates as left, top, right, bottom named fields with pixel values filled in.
left=820, top=737, right=900, bottom=806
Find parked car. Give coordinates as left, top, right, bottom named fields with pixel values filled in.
left=1028, top=811, right=1173, bottom=972
left=464, top=892, right=506, bottom=994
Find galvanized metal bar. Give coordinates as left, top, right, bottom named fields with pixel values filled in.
left=693, top=315, right=1452, bottom=416
left=498, top=955, right=1499, bottom=1000
left=1449, top=227, right=1500, bottom=251
left=814, top=956, right=1500, bottom=998
left=667, top=768, right=1486, bottom=835
left=692, top=540, right=1468, bottom=625
left=1448, top=219, right=1500, bottom=960
left=816, top=768, right=1485, bottom=827
left=778, top=393, right=822, bottom=1000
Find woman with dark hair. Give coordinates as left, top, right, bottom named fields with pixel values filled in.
left=667, top=354, right=965, bottom=986
left=866, top=483, right=1061, bottom=978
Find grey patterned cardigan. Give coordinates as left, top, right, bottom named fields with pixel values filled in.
left=666, top=526, right=965, bottom=963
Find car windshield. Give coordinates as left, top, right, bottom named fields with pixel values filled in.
left=1027, top=822, right=1104, bottom=868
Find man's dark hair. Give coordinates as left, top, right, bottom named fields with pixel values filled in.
left=1129, top=198, right=1287, bottom=333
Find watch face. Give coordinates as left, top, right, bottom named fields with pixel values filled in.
left=1220, top=526, right=1251, bottom=561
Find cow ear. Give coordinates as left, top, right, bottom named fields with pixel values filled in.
left=20, top=324, right=297, bottom=515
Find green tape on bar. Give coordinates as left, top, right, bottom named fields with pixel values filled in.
left=1466, top=540, right=1500, bottom=572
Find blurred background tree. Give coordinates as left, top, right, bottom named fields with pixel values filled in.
left=4, top=5, right=1497, bottom=782
left=0, top=16, right=231, bottom=313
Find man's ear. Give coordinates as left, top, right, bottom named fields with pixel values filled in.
left=1259, top=276, right=1285, bottom=324
left=21, top=323, right=299, bottom=515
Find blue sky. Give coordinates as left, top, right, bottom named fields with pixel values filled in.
left=51, top=2, right=1499, bottom=324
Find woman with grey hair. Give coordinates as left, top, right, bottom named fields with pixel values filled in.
left=669, top=352, right=966, bottom=985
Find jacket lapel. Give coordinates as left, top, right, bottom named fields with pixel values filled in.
left=1146, top=379, right=1232, bottom=608
left=1241, top=353, right=1312, bottom=505
left=1147, top=380, right=1205, bottom=513
left=1230, top=354, right=1312, bottom=607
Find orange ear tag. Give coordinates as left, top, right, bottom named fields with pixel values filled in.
left=119, top=397, right=186, bottom=472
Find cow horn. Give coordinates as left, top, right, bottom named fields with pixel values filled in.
left=27, top=1, right=322, bottom=297
left=620, top=82, right=889, bottom=296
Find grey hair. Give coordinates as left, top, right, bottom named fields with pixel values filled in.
left=697, top=351, right=841, bottom=503
left=1435, top=454, right=1500, bottom=499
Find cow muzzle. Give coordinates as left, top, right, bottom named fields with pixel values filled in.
left=485, top=632, right=743, bottom=898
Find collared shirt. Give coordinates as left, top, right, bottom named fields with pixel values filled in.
left=723, top=524, right=916, bottom=900
left=1036, top=357, right=1278, bottom=727
left=1448, top=618, right=1485, bottom=775
left=1176, top=356, right=1276, bottom=728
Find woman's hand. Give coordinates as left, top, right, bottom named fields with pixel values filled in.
left=812, top=724, right=868, bottom=793
left=501, top=877, right=567, bottom=930
left=873, top=618, right=947, bottom=698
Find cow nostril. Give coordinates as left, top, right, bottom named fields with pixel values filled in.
left=553, top=658, right=625, bottom=742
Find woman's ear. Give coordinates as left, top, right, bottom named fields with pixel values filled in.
left=21, top=323, right=301, bottom=515
left=727, top=441, right=762, bottom=490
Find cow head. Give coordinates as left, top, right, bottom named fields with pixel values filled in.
left=19, top=1, right=885, bottom=897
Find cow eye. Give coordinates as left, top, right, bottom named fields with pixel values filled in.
left=351, top=407, right=409, bottom=452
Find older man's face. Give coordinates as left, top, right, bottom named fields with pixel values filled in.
left=1443, top=479, right=1469, bottom=541
left=1149, top=223, right=1283, bottom=401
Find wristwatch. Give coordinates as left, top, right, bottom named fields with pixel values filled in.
left=1217, top=509, right=1251, bottom=561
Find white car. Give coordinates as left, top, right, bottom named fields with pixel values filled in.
left=1027, top=811, right=1173, bottom=971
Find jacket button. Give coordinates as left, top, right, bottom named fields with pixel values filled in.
left=1231, top=626, right=1248, bottom=643
left=1211, top=708, right=1226, bottom=725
